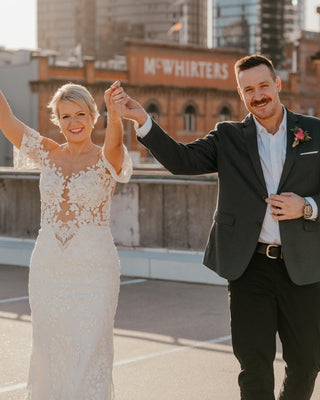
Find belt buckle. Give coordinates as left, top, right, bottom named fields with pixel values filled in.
left=266, top=244, right=279, bottom=259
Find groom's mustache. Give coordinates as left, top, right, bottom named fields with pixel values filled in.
left=251, top=97, right=271, bottom=107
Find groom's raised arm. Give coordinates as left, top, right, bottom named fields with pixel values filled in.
left=137, top=116, right=218, bottom=175
left=111, top=92, right=218, bottom=175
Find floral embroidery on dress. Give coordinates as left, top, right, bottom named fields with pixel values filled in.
left=16, top=126, right=132, bottom=248
left=14, top=125, right=45, bottom=170
left=40, top=158, right=116, bottom=247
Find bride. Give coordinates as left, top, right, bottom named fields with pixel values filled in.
left=0, top=81, right=132, bottom=399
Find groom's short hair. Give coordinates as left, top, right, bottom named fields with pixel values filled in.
left=234, top=54, right=277, bottom=82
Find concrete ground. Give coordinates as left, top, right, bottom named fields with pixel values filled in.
left=0, top=264, right=319, bottom=400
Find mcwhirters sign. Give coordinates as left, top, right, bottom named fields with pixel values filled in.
left=144, top=57, right=229, bottom=80
left=125, top=41, right=240, bottom=89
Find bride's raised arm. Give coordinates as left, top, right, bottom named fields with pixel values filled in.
left=102, top=81, right=128, bottom=175
left=0, top=90, right=27, bottom=149
left=0, top=89, right=58, bottom=169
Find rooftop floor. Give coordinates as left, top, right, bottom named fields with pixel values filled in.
left=1, top=264, right=319, bottom=399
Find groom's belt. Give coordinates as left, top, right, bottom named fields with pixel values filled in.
left=255, top=243, right=283, bottom=260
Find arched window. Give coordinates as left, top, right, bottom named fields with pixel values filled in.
left=184, top=104, right=196, bottom=132
left=219, top=105, right=232, bottom=121
left=146, top=103, right=160, bottom=122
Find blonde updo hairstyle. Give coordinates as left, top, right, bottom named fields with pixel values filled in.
left=48, top=83, right=100, bottom=127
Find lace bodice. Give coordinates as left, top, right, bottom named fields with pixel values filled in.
left=15, top=126, right=132, bottom=247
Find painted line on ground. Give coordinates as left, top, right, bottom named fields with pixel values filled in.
left=0, top=279, right=147, bottom=305
left=0, top=382, right=26, bottom=394
left=114, top=334, right=232, bottom=366
left=120, top=278, right=146, bottom=285
left=0, top=334, right=231, bottom=393
left=0, top=296, right=29, bottom=304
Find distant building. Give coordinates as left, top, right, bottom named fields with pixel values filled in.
left=37, top=0, right=92, bottom=60
left=285, top=30, right=320, bottom=116
left=212, top=0, right=300, bottom=69
left=298, top=0, right=306, bottom=31
left=38, top=0, right=208, bottom=61
left=0, top=47, right=14, bottom=66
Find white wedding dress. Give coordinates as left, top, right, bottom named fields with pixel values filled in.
left=15, top=126, right=132, bottom=400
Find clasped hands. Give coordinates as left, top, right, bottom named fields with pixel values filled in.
left=265, top=192, right=305, bottom=220
left=105, top=81, right=147, bottom=126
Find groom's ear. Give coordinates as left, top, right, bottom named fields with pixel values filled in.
left=276, top=76, right=282, bottom=93
left=237, top=86, right=244, bottom=102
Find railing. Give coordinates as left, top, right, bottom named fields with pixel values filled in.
left=0, top=168, right=218, bottom=251
left=0, top=168, right=224, bottom=285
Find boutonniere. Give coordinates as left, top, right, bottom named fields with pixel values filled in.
left=292, top=127, right=311, bottom=148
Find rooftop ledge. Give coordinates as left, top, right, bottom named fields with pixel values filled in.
left=0, top=167, right=218, bottom=185
left=0, top=236, right=226, bottom=286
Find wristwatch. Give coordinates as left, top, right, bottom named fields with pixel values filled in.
left=303, top=199, right=313, bottom=219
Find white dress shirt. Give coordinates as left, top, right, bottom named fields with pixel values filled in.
left=254, top=110, right=287, bottom=244
left=135, top=117, right=152, bottom=138
left=136, top=112, right=318, bottom=245
left=254, top=108, right=317, bottom=244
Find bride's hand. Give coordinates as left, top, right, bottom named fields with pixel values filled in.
left=107, top=82, right=148, bottom=127
left=104, top=81, right=124, bottom=122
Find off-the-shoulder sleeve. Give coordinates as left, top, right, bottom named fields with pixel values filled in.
left=102, top=145, right=132, bottom=183
left=14, top=125, right=44, bottom=170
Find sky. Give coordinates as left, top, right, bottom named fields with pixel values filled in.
left=0, top=0, right=320, bottom=50
left=0, top=0, right=37, bottom=49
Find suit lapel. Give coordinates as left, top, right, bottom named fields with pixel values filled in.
left=277, top=109, right=299, bottom=193
left=243, top=114, right=267, bottom=193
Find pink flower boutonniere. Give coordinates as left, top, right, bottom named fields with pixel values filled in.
left=292, top=127, right=311, bottom=148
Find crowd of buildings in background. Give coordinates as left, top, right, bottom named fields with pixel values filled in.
left=36, top=0, right=304, bottom=69
left=0, top=0, right=320, bottom=167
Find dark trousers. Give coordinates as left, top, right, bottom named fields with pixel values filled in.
left=228, top=253, right=320, bottom=400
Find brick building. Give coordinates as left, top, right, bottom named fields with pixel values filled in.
left=285, top=31, right=320, bottom=117
left=1, top=37, right=319, bottom=166
left=29, top=39, right=316, bottom=163
left=29, top=41, right=247, bottom=162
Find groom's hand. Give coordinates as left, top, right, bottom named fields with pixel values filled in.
left=109, top=83, right=148, bottom=127
left=265, top=192, right=305, bottom=220
left=116, top=97, right=148, bottom=127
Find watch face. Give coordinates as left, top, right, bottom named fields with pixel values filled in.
left=304, top=204, right=313, bottom=218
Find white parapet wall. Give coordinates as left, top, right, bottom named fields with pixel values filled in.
left=0, top=169, right=224, bottom=285
left=0, top=237, right=35, bottom=267
left=0, top=237, right=226, bottom=286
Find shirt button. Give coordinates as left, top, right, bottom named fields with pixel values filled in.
left=256, top=221, right=262, bottom=227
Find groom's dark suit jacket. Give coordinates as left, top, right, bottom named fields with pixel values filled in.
left=139, top=108, right=320, bottom=285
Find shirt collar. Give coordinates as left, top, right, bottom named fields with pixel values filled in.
left=253, top=106, right=287, bottom=137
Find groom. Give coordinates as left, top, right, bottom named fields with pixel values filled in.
left=113, top=54, right=320, bottom=399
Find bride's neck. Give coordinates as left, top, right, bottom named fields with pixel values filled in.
left=64, top=139, right=96, bottom=157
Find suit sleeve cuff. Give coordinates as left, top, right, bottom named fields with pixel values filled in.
left=134, top=115, right=152, bottom=138
left=305, top=197, right=318, bottom=220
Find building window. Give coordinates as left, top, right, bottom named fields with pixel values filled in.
left=184, top=104, right=196, bottom=132
left=146, top=103, right=160, bottom=122
left=219, top=105, right=232, bottom=121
